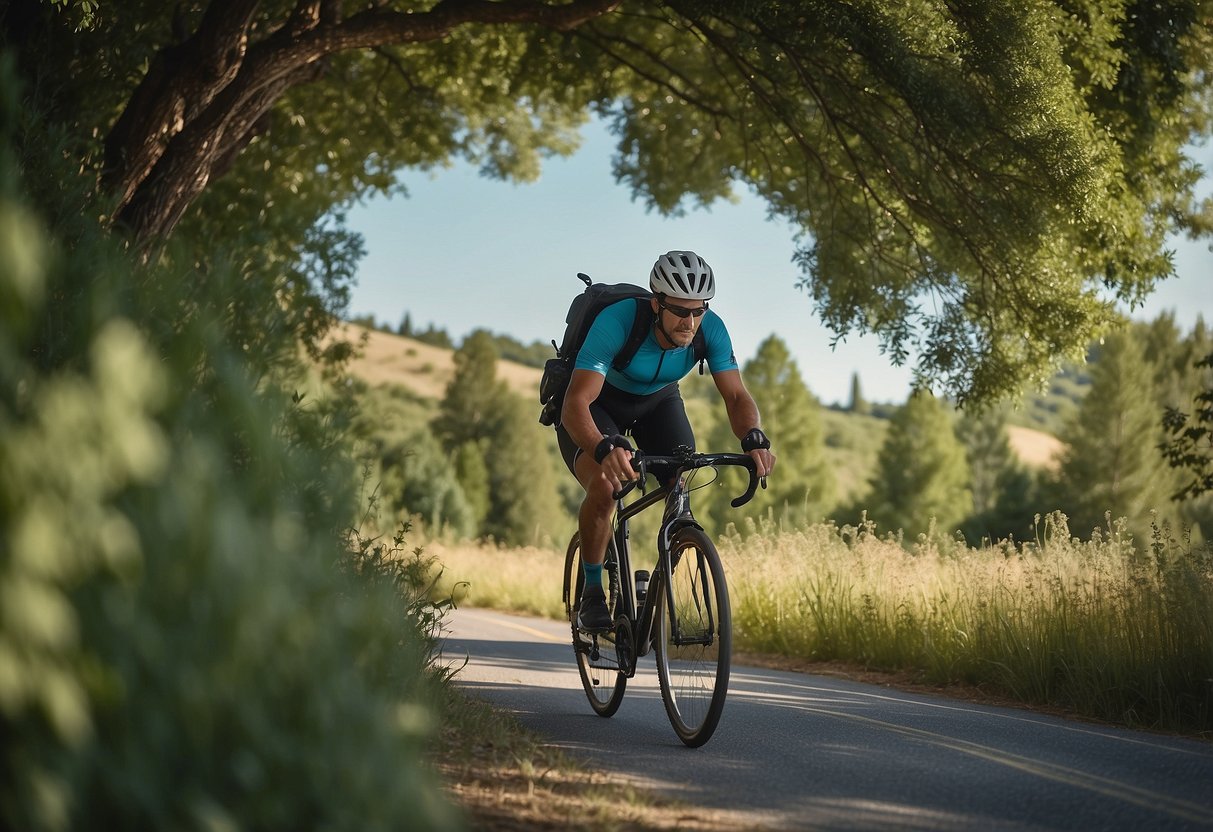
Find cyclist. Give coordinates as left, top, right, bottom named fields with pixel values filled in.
left=558, top=250, right=777, bottom=632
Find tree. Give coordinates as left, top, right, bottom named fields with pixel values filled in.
left=1161, top=350, right=1213, bottom=502
left=433, top=329, right=510, bottom=450
left=703, top=335, right=834, bottom=531
left=866, top=392, right=972, bottom=538
left=0, top=64, right=456, bottom=828
left=349, top=385, right=478, bottom=535
left=7, top=0, right=1212, bottom=401
left=848, top=372, right=869, bottom=416
left=433, top=329, right=565, bottom=543
left=1053, top=329, right=1180, bottom=541
left=481, top=393, right=566, bottom=544
left=955, top=406, right=1037, bottom=543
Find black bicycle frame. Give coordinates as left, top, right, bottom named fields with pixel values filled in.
left=604, top=451, right=760, bottom=675
left=608, top=484, right=688, bottom=668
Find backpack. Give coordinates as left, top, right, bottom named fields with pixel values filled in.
left=538, top=272, right=706, bottom=427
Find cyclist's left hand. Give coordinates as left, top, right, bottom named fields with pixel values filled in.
left=749, top=447, right=775, bottom=479
left=741, top=428, right=775, bottom=479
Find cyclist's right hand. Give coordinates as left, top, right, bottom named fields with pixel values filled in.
left=595, top=434, right=638, bottom=495
left=603, top=449, right=638, bottom=490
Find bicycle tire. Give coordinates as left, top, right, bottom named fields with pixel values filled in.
left=654, top=526, right=731, bottom=747
left=564, top=533, right=627, bottom=717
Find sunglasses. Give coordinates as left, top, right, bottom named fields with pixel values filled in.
left=659, top=299, right=709, bottom=319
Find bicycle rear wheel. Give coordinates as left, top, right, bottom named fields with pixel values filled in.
left=654, top=527, right=731, bottom=747
left=564, top=533, right=627, bottom=717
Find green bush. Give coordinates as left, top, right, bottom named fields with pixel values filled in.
left=0, top=61, right=461, bottom=831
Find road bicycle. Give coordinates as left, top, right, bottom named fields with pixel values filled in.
left=561, top=446, right=762, bottom=747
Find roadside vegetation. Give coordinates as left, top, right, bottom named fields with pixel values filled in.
left=424, top=515, right=1213, bottom=736
left=0, top=76, right=470, bottom=832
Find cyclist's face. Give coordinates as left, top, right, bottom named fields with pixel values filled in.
left=658, top=298, right=707, bottom=346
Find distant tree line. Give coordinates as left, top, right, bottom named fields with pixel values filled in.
left=350, top=311, right=553, bottom=367
left=834, top=314, right=1213, bottom=546
left=353, top=314, right=1213, bottom=550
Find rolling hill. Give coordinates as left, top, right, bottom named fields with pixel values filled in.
left=337, top=323, right=1063, bottom=470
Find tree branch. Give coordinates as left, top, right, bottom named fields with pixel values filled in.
left=110, top=0, right=623, bottom=242
left=103, top=0, right=261, bottom=209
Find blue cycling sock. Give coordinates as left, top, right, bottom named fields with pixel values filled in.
left=583, top=562, right=604, bottom=589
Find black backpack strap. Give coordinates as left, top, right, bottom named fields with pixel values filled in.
left=693, top=328, right=708, bottom=374
left=611, top=297, right=654, bottom=372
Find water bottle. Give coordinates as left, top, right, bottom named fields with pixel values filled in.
left=634, top=570, right=650, bottom=604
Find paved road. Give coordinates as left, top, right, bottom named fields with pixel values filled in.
left=443, top=607, right=1213, bottom=831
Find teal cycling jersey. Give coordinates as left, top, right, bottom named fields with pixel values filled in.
left=575, top=299, right=740, bottom=395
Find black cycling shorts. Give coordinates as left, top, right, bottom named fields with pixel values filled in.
left=557, top=381, right=695, bottom=482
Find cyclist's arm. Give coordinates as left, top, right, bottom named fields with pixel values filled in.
left=712, top=369, right=760, bottom=436
left=712, top=369, right=776, bottom=477
left=562, top=369, right=607, bottom=451
left=562, top=369, right=638, bottom=484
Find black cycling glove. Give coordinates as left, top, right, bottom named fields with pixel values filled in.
left=741, top=427, right=771, bottom=452
left=594, top=434, right=634, bottom=464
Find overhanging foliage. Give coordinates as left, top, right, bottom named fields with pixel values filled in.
left=5, top=0, right=1211, bottom=400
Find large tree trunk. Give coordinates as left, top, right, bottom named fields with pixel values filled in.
left=103, top=0, right=623, bottom=244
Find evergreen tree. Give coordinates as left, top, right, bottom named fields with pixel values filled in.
left=482, top=393, right=566, bottom=546
left=867, top=392, right=971, bottom=538
left=397, top=312, right=413, bottom=337
left=849, top=372, right=870, bottom=416
left=1161, top=324, right=1213, bottom=539
left=1054, top=329, right=1179, bottom=542
left=707, top=336, right=835, bottom=532
left=453, top=440, right=491, bottom=532
left=348, top=385, right=477, bottom=536
left=433, top=330, right=565, bottom=544
left=433, top=329, right=510, bottom=451
left=956, top=407, right=1037, bottom=543
left=1141, top=314, right=1191, bottom=409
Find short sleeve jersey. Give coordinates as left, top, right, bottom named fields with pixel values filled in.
left=574, top=299, right=739, bottom=396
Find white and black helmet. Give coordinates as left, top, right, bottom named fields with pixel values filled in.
left=649, top=250, right=715, bottom=300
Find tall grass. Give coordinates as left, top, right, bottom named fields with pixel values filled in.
left=426, top=513, right=1213, bottom=735
left=425, top=538, right=569, bottom=620
left=725, top=512, right=1213, bottom=733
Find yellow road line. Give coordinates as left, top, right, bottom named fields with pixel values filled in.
left=464, top=609, right=567, bottom=643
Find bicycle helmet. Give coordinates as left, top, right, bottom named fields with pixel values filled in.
left=649, top=250, right=715, bottom=300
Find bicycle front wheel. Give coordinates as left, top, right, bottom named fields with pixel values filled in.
left=654, top=527, right=731, bottom=747
left=564, top=533, right=627, bottom=717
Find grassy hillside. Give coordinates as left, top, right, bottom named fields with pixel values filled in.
left=335, top=323, right=543, bottom=400
left=338, top=323, right=1065, bottom=487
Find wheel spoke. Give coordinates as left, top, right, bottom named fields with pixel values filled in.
left=566, top=534, right=627, bottom=717
left=655, top=529, right=731, bottom=746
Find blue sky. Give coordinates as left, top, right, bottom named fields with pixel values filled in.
left=345, top=118, right=1212, bottom=406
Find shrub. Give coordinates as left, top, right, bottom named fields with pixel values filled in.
left=0, top=63, right=461, bottom=831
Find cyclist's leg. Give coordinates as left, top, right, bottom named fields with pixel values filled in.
left=557, top=403, right=623, bottom=567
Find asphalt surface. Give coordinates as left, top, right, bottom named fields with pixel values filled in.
left=443, top=606, right=1213, bottom=831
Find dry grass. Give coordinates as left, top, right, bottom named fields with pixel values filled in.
left=426, top=521, right=1211, bottom=828
left=1006, top=424, right=1063, bottom=470
left=425, top=539, right=568, bottom=620
left=331, top=323, right=541, bottom=399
